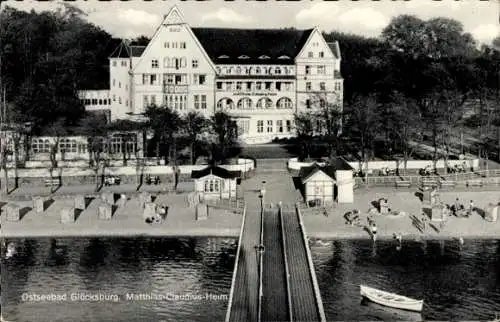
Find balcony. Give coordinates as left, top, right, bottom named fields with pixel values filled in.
left=163, top=84, right=188, bottom=94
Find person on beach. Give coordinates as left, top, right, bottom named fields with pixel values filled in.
left=454, top=198, right=460, bottom=214
left=469, top=200, right=474, bottom=214
left=371, top=224, right=377, bottom=242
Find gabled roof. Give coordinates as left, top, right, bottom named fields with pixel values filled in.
left=109, top=41, right=146, bottom=58
left=328, top=157, right=353, bottom=171
left=191, top=28, right=314, bottom=64
left=299, top=163, right=337, bottom=182
left=191, top=166, right=241, bottom=179
left=299, top=158, right=353, bottom=183
left=327, top=41, right=341, bottom=60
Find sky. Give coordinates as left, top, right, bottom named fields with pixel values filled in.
left=4, top=0, right=500, bottom=45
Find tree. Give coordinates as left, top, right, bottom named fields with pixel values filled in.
left=344, top=94, right=381, bottom=173
left=144, top=105, right=182, bottom=165
left=382, top=15, right=477, bottom=60
left=44, top=118, right=66, bottom=192
left=81, top=113, right=108, bottom=192
left=183, top=111, right=208, bottom=165
left=293, top=112, right=315, bottom=161
left=310, top=93, right=343, bottom=159
left=208, top=112, right=238, bottom=164
left=387, top=92, right=423, bottom=175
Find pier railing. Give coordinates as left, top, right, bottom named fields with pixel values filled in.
left=279, top=205, right=294, bottom=322
left=257, top=206, right=264, bottom=322
left=225, top=204, right=247, bottom=322
left=295, top=204, right=327, bottom=322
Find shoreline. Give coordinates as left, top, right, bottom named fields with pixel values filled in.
left=2, top=229, right=499, bottom=240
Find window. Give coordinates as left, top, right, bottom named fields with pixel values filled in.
left=204, top=179, right=220, bottom=192
left=335, top=82, right=342, bottom=91
left=201, top=95, right=207, bottom=109
left=181, top=58, right=187, bottom=68
left=113, top=95, right=116, bottom=102
left=143, top=95, right=149, bottom=108
left=199, top=75, right=206, bottom=85
left=258, top=55, right=270, bottom=59
left=192, top=59, right=198, bottom=68
left=112, top=61, right=117, bottom=67
left=306, top=99, right=311, bottom=108
left=142, top=74, right=148, bottom=85
left=219, top=55, right=229, bottom=59
left=316, top=119, right=323, bottom=132
left=256, top=67, right=261, bottom=74
left=267, top=120, right=273, bottom=133
left=126, top=100, right=128, bottom=107
left=278, top=55, right=290, bottom=59
left=317, top=66, right=326, bottom=74
left=121, top=60, right=127, bottom=67
left=173, top=42, right=178, bottom=48
left=246, top=67, right=252, bottom=75
left=276, top=82, right=282, bottom=91
left=257, top=120, right=264, bottom=133
left=151, top=95, right=156, bottom=106
left=113, top=79, right=116, bottom=86
left=305, top=65, right=311, bottom=75
left=320, top=99, right=326, bottom=108
left=164, top=57, right=170, bottom=68
left=265, top=82, right=272, bottom=90
left=59, top=138, right=77, bottom=153
left=237, top=98, right=252, bottom=109
left=194, top=95, right=200, bottom=109
left=236, top=82, right=242, bottom=91
left=236, top=67, right=242, bottom=74
left=308, top=52, right=313, bottom=58
left=98, top=99, right=103, bottom=105
left=217, top=82, right=223, bottom=90
left=216, top=67, right=221, bottom=74
left=118, top=97, right=122, bottom=104
left=306, top=82, right=312, bottom=91
left=217, top=98, right=234, bottom=110
left=256, top=98, right=272, bottom=109
left=246, top=82, right=252, bottom=90
left=277, top=120, right=283, bottom=133
left=283, top=82, right=292, bottom=91
left=92, top=99, right=98, bottom=105
left=319, top=51, right=324, bottom=58
left=152, top=60, right=159, bottom=68
left=150, top=74, right=157, bottom=85
left=164, top=42, right=169, bottom=48
left=320, top=82, right=326, bottom=91
left=238, top=55, right=250, bottom=59
left=277, top=97, right=292, bottom=109
left=256, top=82, right=262, bottom=90
left=275, top=67, right=281, bottom=74
left=225, top=82, right=232, bottom=91
left=119, top=82, right=121, bottom=88
left=180, top=42, right=186, bottom=49
left=286, top=120, right=292, bottom=132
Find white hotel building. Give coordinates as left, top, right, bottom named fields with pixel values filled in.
left=79, top=6, right=343, bottom=144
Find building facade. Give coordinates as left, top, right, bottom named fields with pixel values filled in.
left=78, top=6, right=343, bottom=144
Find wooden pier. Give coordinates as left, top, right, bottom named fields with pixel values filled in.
left=226, top=202, right=325, bottom=322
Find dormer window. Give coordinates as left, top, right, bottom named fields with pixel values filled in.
left=278, top=55, right=290, bottom=59
left=218, top=55, right=229, bottom=59
left=258, top=55, right=270, bottom=59
left=238, top=55, right=250, bottom=59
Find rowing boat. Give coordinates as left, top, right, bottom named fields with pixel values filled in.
left=360, top=285, right=424, bottom=312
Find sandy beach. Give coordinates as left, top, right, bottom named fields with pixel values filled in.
left=1, top=193, right=242, bottom=238
left=302, top=189, right=500, bottom=240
